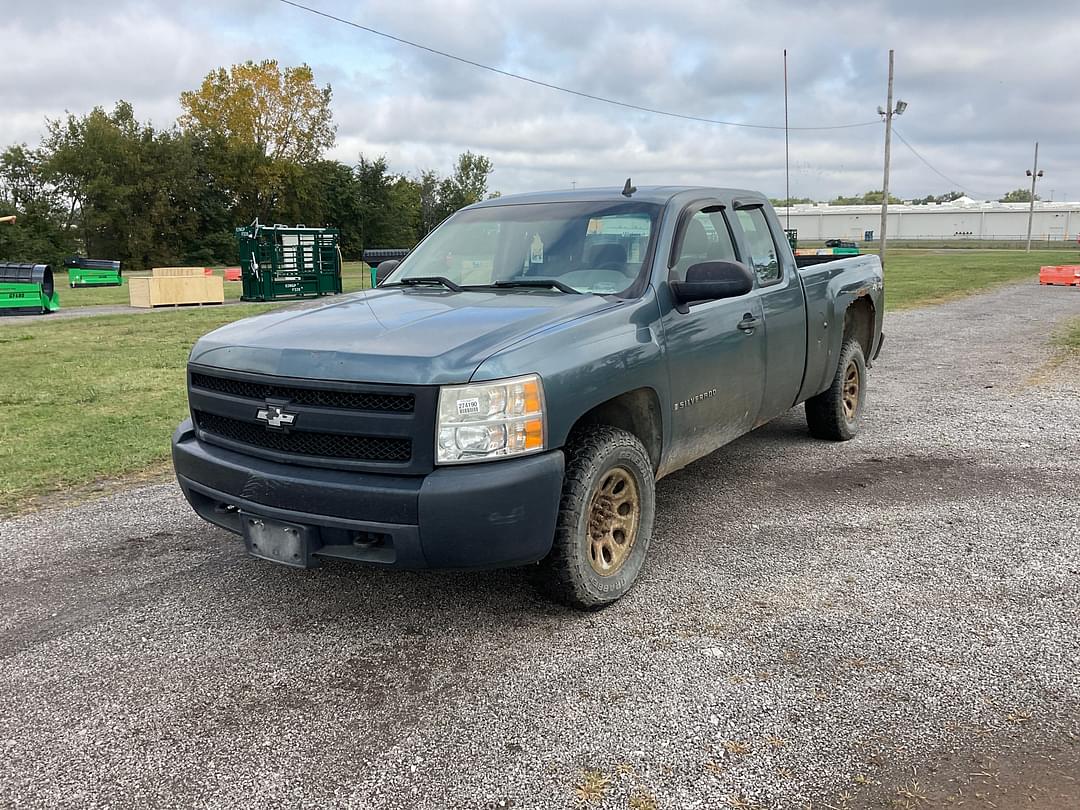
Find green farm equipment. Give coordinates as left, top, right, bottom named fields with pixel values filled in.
left=235, top=223, right=342, bottom=302
left=65, top=257, right=122, bottom=287
left=0, top=263, right=59, bottom=315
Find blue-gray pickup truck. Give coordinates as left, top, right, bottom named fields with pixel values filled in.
left=172, top=185, right=884, bottom=608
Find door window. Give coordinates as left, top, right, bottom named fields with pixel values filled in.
left=736, top=207, right=782, bottom=285
left=671, top=208, right=738, bottom=282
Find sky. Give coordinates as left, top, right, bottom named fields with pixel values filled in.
left=4, top=0, right=1080, bottom=202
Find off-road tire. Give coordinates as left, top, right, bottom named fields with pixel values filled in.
left=532, top=426, right=655, bottom=609
left=806, top=337, right=867, bottom=441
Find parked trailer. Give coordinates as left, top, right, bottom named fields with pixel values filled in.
left=236, top=223, right=342, bottom=302
left=65, top=257, right=122, bottom=287
left=0, top=263, right=59, bottom=315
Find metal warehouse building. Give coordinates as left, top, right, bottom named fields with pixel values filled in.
left=776, top=197, right=1080, bottom=242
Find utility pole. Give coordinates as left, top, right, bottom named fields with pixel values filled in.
left=877, top=50, right=906, bottom=269
left=1025, top=142, right=1043, bottom=253
left=784, top=49, right=790, bottom=230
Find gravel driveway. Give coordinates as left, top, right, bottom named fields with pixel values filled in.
left=1, top=282, right=1078, bottom=809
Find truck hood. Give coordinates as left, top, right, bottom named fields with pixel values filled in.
left=190, top=287, right=621, bottom=385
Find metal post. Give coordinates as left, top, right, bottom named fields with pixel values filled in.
left=1025, top=141, right=1039, bottom=253
left=784, top=49, right=790, bottom=230
left=879, top=49, right=895, bottom=269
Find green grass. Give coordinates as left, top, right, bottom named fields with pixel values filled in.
left=1054, top=318, right=1080, bottom=355
left=57, top=264, right=373, bottom=307
left=883, top=249, right=1071, bottom=310
left=0, top=249, right=1071, bottom=513
left=0, top=305, right=276, bottom=512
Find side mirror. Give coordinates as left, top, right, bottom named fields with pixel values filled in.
left=374, top=259, right=400, bottom=286
left=670, top=260, right=754, bottom=305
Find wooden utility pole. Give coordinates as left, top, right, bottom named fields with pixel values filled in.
left=1025, top=141, right=1041, bottom=253
left=878, top=49, right=896, bottom=269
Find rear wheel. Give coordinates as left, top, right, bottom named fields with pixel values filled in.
left=806, top=338, right=867, bottom=441
left=532, top=426, right=655, bottom=609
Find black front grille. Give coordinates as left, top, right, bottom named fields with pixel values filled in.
left=194, top=410, right=411, bottom=463
left=190, top=372, right=414, bottom=413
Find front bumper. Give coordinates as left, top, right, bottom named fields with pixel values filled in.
left=171, top=419, right=564, bottom=570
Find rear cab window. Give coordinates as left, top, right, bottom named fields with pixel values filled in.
left=736, top=207, right=782, bottom=285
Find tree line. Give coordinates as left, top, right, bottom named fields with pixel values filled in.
left=771, top=188, right=1042, bottom=207
left=0, top=60, right=496, bottom=270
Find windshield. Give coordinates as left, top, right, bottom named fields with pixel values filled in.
left=384, top=200, right=662, bottom=295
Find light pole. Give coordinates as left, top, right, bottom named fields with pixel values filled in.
left=877, top=49, right=906, bottom=270
left=1024, top=142, right=1043, bottom=253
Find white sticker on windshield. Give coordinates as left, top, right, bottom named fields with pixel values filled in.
left=530, top=234, right=544, bottom=264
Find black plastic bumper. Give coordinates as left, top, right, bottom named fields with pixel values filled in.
left=171, top=420, right=564, bottom=570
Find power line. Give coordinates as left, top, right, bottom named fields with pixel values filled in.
left=892, top=128, right=995, bottom=199
left=277, top=0, right=881, bottom=132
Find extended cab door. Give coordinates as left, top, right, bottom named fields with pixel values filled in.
left=733, top=201, right=808, bottom=423
left=659, top=203, right=766, bottom=471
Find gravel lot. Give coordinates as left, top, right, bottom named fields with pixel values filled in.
left=1, top=282, right=1078, bottom=809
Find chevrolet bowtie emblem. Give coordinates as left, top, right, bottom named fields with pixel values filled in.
left=256, top=403, right=297, bottom=429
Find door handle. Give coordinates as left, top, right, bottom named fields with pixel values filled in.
left=737, top=314, right=759, bottom=333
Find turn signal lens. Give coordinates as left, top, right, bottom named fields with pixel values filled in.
left=436, top=374, right=546, bottom=464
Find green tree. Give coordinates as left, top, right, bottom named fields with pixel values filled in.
left=40, top=101, right=221, bottom=269
left=179, top=60, right=334, bottom=163
left=435, top=151, right=494, bottom=221
left=0, top=147, right=75, bottom=268
left=999, top=188, right=1037, bottom=203
left=829, top=190, right=902, bottom=206
left=911, top=190, right=964, bottom=205
left=769, top=197, right=816, bottom=207
left=179, top=60, right=335, bottom=220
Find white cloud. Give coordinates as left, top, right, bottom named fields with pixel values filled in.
left=3, top=0, right=1079, bottom=200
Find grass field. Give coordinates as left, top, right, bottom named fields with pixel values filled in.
left=883, top=249, right=1073, bottom=309
left=55, top=263, right=374, bottom=307
left=1055, top=318, right=1080, bottom=354
left=0, top=305, right=276, bottom=512
left=0, top=249, right=1073, bottom=513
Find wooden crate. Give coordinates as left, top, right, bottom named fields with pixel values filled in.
left=129, top=274, right=225, bottom=307
left=151, top=266, right=206, bottom=278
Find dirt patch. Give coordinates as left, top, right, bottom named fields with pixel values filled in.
left=860, top=732, right=1080, bottom=808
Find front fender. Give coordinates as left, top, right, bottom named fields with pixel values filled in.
left=471, top=291, right=670, bottom=454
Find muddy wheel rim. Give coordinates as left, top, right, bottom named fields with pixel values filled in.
left=842, top=360, right=860, bottom=421
left=586, top=466, right=640, bottom=577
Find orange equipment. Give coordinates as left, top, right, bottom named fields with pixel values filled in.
left=1039, top=265, right=1080, bottom=286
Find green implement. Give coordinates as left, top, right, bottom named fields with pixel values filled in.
left=65, top=257, right=122, bottom=287
left=0, top=263, right=59, bottom=315
left=235, top=223, right=342, bottom=302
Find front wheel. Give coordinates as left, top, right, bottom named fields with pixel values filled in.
left=532, top=426, right=655, bottom=609
left=805, top=337, right=867, bottom=441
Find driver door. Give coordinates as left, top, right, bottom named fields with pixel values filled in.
left=660, top=204, right=766, bottom=469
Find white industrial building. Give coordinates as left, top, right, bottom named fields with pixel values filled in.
left=775, top=197, right=1080, bottom=243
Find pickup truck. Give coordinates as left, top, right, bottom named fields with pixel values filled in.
left=172, top=185, right=884, bottom=608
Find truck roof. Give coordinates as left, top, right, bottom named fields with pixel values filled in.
left=469, top=185, right=764, bottom=208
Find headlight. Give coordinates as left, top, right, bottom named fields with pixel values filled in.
left=437, top=374, right=545, bottom=464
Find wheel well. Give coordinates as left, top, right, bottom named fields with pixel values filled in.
left=844, top=296, right=875, bottom=358
left=570, top=388, right=663, bottom=472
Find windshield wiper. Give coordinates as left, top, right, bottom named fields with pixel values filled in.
left=389, top=276, right=462, bottom=292
left=469, top=279, right=582, bottom=294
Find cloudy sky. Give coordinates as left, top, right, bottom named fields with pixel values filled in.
left=5, top=0, right=1080, bottom=201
